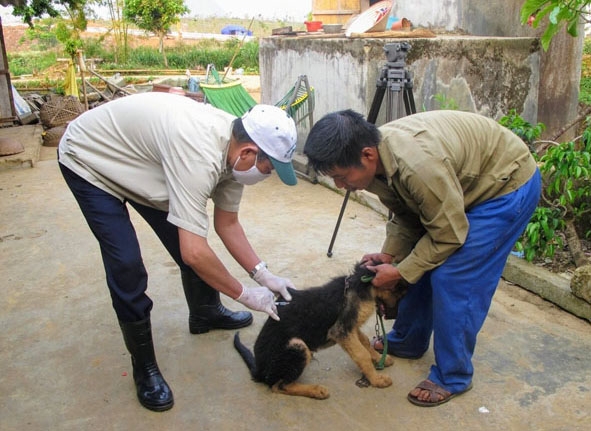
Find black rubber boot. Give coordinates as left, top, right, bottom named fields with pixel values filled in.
left=119, top=319, right=174, bottom=412
left=181, top=270, right=253, bottom=334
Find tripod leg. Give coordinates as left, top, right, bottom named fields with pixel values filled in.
left=327, top=190, right=350, bottom=257
left=367, top=86, right=386, bottom=124
left=327, top=85, right=386, bottom=257
left=404, top=87, right=417, bottom=115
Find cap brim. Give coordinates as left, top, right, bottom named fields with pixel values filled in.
left=269, top=157, right=297, bottom=186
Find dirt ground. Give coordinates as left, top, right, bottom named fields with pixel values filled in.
left=1, top=143, right=590, bottom=430
left=2, top=22, right=235, bottom=54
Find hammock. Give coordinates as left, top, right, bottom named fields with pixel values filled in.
left=200, top=79, right=257, bottom=117
left=200, top=64, right=257, bottom=117
left=201, top=64, right=315, bottom=127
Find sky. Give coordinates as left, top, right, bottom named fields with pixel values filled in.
left=1, top=0, right=313, bottom=23
left=186, top=0, right=312, bottom=20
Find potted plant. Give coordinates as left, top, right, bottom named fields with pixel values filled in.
left=304, top=11, right=323, bottom=32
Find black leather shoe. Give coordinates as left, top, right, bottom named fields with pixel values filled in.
left=188, top=303, right=253, bottom=334
left=182, top=270, right=253, bottom=334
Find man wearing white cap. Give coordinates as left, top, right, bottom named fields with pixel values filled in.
left=58, top=92, right=298, bottom=412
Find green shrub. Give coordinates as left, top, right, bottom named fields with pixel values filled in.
left=82, top=37, right=115, bottom=63
left=86, top=39, right=260, bottom=72
left=514, top=206, right=565, bottom=261
left=7, top=51, right=58, bottom=76
left=22, top=24, right=60, bottom=51
left=498, top=109, right=545, bottom=155
left=501, top=111, right=591, bottom=263
left=584, top=37, right=591, bottom=55
left=580, top=76, right=591, bottom=104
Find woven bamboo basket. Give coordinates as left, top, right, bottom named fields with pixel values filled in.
left=40, top=96, right=85, bottom=129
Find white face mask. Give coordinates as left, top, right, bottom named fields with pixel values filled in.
left=232, top=153, right=271, bottom=185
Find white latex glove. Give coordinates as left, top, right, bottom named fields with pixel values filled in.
left=236, top=285, right=280, bottom=321
left=253, top=267, right=294, bottom=301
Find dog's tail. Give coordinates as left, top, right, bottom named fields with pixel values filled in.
left=233, top=331, right=256, bottom=375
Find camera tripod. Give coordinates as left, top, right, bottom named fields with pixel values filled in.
left=327, top=42, right=416, bottom=257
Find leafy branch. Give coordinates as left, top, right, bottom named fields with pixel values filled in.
left=521, top=0, right=591, bottom=50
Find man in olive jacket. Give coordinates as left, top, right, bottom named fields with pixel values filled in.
left=304, top=109, right=541, bottom=407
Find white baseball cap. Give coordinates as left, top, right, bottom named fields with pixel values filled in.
left=241, top=104, right=298, bottom=186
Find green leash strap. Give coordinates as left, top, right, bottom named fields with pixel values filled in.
left=375, top=312, right=388, bottom=370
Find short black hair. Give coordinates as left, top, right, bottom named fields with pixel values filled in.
left=303, top=109, right=381, bottom=175
left=231, top=117, right=269, bottom=160
left=232, top=117, right=251, bottom=143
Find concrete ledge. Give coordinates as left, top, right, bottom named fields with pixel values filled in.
left=503, top=255, right=591, bottom=322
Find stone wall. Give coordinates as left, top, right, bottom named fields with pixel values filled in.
left=259, top=35, right=540, bottom=153
left=392, top=0, right=583, bottom=140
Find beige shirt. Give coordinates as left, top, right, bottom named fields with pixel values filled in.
left=58, top=92, right=243, bottom=237
left=366, top=110, right=538, bottom=283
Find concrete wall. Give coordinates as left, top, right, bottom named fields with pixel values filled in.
left=392, top=0, right=583, bottom=140
left=260, top=35, right=540, bottom=153
left=259, top=0, right=583, bottom=153
left=392, top=0, right=527, bottom=36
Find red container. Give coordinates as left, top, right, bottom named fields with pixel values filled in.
left=305, top=21, right=323, bottom=32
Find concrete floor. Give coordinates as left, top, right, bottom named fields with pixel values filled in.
left=1, top=129, right=591, bottom=431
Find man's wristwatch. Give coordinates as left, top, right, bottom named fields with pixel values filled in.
left=249, top=261, right=267, bottom=279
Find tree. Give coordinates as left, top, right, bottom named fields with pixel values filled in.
left=95, top=0, right=129, bottom=63
left=521, top=1, right=591, bottom=142
left=123, top=0, right=189, bottom=68
left=521, top=0, right=591, bottom=50
left=10, top=0, right=86, bottom=27
left=10, top=0, right=88, bottom=60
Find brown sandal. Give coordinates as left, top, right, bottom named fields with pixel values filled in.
left=407, top=379, right=472, bottom=407
left=371, top=336, right=384, bottom=353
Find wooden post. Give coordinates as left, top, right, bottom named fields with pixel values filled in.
left=76, top=50, right=89, bottom=111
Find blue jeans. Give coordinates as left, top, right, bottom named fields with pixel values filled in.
left=59, top=162, right=192, bottom=322
left=386, top=169, right=542, bottom=393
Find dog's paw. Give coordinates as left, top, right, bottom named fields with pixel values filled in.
left=309, top=385, right=330, bottom=399
left=370, top=374, right=393, bottom=388
left=371, top=354, right=394, bottom=367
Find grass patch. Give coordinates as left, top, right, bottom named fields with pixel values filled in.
left=6, top=16, right=292, bottom=77
left=580, top=76, right=591, bottom=105
left=7, top=51, right=58, bottom=76
left=580, top=38, right=591, bottom=106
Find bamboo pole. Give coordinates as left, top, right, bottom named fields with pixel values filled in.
left=76, top=50, right=89, bottom=111
left=222, top=17, right=255, bottom=81
left=86, top=69, right=133, bottom=96
left=83, top=79, right=112, bottom=102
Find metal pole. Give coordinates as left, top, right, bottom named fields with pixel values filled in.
left=327, top=190, right=351, bottom=257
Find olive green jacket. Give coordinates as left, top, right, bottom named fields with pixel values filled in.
left=366, top=110, right=538, bottom=283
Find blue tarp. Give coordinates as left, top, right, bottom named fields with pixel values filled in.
left=220, top=25, right=252, bottom=36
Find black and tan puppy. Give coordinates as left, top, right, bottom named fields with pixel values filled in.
left=233, top=262, right=408, bottom=399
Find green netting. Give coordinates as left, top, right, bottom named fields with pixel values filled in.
left=275, top=84, right=315, bottom=124
left=200, top=80, right=257, bottom=117
left=202, top=65, right=314, bottom=125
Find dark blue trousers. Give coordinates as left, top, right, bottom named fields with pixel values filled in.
left=385, top=169, right=542, bottom=393
left=60, top=162, right=192, bottom=322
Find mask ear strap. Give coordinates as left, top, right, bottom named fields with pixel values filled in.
left=234, top=146, right=255, bottom=169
